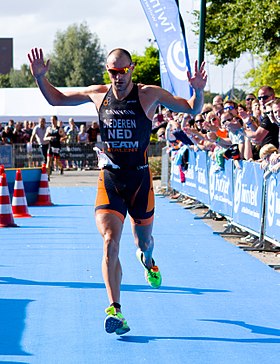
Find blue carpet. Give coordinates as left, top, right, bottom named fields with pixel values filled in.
left=0, top=187, right=280, bottom=363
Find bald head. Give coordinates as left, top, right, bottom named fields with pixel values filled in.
left=107, top=48, right=132, bottom=63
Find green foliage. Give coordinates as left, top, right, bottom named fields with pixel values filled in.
left=48, top=22, right=106, bottom=86
left=103, top=45, right=160, bottom=85
left=0, top=74, right=11, bottom=87
left=9, top=64, right=36, bottom=87
left=193, top=0, right=280, bottom=66
left=245, top=51, right=280, bottom=95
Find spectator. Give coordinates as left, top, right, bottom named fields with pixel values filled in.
left=13, top=122, right=24, bottom=144
left=223, top=100, right=238, bottom=116
left=212, top=94, right=223, bottom=106
left=44, top=115, right=65, bottom=177
left=1, top=125, right=14, bottom=144
left=245, top=93, right=256, bottom=114
left=64, top=117, right=79, bottom=134
left=244, top=86, right=278, bottom=150
left=77, top=124, right=89, bottom=170
left=87, top=121, right=100, bottom=142
left=22, top=120, right=33, bottom=142
left=30, top=117, right=49, bottom=163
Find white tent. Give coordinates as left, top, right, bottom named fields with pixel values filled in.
left=0, top=87, right=98, bottom=124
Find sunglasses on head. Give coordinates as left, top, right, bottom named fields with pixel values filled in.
left=224, top=105, right=234, bottom=111
left=222, top=118, right=233, bottom=124
left=258, top=95, right=270, bottom=101
left=201, top=110, right=211, bottom=116
left=246, top=97, right=255, bottom=101
left=107, top=65, right=131, bottom=76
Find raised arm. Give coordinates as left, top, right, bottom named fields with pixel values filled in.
left=27, top=48, right=93, bottom=106
left=145, top=60, right=207, bottom=116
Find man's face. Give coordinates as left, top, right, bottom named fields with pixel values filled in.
left=258, top=89, right=274, bottom=111
left=106, top=54, right=134, bottom=93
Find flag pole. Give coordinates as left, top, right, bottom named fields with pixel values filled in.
left=198, top=0, right=206, bottom=67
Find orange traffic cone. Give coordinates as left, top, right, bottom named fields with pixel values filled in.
left=34, top=164, right=53, bottom=206
left=0, top=173, right=18, bottom=227
left=12, top=169, right=32, bottom=218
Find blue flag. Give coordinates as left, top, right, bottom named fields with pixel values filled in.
left=140, top=0, right=192, bottom=99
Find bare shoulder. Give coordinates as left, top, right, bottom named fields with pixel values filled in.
left=81, top=84, right=110, bottom=109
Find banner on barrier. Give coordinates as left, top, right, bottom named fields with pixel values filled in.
left=233, top=161, right=263, bottom=234
left=0, top=145, right=13, bottom=167
left=194, top=150, right=210, bottom=206
left=209, top=159, right=233, bottom=217
left=265, top=172, right=280, bottom=242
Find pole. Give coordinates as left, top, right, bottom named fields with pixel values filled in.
left=198, top=0, right=206, bottom=67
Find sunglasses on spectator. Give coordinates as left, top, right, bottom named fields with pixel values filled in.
left=258, top=95, right=270, bottom=101
left=246, top=97, right=255, bottom=101
left=264, top=110, right=272, bottom=115
left=201, top=111, right=211, bottom=116
left=224, top=105, right=234, bottom=111
left=107, top=65, right=131, bottom=76
left=222, top=118, right=233, bottom=124
left=195, top=119, right=204, bottom=123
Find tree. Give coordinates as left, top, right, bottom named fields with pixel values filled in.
left=103, top=45, right=160, bottom=85
left=193, top=0, right=280, bottom=66
left=48, top=22, right=106, bottom=86
left=9, top=64, right=36, bottom=87
left=0, top=74, right=11, bottom=87
left=245, top=51, right=280, bottom=95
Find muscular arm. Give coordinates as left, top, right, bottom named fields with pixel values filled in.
left=28, top=48, right=104, bottom=107
left=244, top=126, right=269, bottom=144
left=141, top=60, right=207, bottom=117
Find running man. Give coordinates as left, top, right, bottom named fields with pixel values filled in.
left=28, top=47, right=207, bottom=335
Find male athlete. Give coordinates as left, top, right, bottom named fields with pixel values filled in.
left=28, top=47, right=207, bottom=335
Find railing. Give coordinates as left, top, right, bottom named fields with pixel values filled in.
left=170, top=148, right=280, bottom=248
left=0, top=142, right=166, bottom=169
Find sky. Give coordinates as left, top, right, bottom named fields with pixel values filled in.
left=0, top=0, right=254, bottom=94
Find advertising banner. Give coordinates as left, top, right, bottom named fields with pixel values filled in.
left=265, top=172, right=280, bottom=243
left=232, top=161, right=263, bottom=234
left=209, top=159, right=233, bottom=217
left=140, top=0, right=192, bottom=98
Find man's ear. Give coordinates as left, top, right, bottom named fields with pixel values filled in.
left=130, top=63, right=135, bottom=71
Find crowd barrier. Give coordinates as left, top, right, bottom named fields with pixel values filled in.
left=0, top=142, right=165, bottom=169
left=170, top=148, right=280, bottom=247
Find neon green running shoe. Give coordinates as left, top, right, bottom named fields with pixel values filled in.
left=104, top=306, right=130, bottom=335
left=136, top=248, right=162, bottom=288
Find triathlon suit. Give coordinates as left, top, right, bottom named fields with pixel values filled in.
left=47, top=126, right=61, bottom=157
left=95, top=83, right=154, bottom=225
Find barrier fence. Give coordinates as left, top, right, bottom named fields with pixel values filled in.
left=0, top=142, right=165, bottom=169
left=170, top=148, right=280, bottom=247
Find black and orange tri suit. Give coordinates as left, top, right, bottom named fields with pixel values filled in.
left=95, top=84, right=155, bottom=225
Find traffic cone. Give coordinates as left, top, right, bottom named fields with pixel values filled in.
left=34, top=164, right=53, bottom=206
left=0, top=165, right=4, bottom=175
left=0, top=173, right=18, bottom=227
left=12, top=169, right=32, bottom=218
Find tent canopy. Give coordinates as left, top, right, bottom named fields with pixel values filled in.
left=0, top=87, right=98, bottom=124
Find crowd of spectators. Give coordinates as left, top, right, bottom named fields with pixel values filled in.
left=1, top=85, right=279, bottom=175
left=150, top=85, right=280, bottom=174
left=0, top=117, right=101, bottom=172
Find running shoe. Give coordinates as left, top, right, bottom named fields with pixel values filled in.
left=104, top=306, right=130, bottom=335
left=136, top=248, right=162, bottom=288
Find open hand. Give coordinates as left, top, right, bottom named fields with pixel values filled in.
left=187, top=60, right=207, bottom=91
left=27, top=48, right=50, bottom=79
